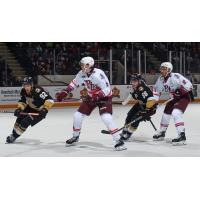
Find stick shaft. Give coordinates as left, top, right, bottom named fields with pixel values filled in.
left=0, top=110, right=39, bottom=116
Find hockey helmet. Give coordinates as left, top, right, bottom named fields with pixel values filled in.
left=130, top=73, right=142, bottom=83
left=22, top=76, right=33, bottom=86
left=160, top=62, right=173, bottom=73
left=80, top=56, right=94, bottom=73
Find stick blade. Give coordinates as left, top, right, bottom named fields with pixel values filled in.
left=101, top=130, right=110, bottom=134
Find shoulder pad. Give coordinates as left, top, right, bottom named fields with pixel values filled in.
left=173, top=73, right=180, bottom=79
left=21, top=88, right=26, bottom=95
left=34, top=86, right=43, bottom=93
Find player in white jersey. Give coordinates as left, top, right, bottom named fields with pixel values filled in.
left=153, top=62, right=193, bottom=144
left=57, top=56, right=126, bottom=150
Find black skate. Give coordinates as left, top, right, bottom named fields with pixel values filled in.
left=114, top=139, right=127, bottom=151
left=172, top=132, right=186, bottom=145
left=6, top=134, right=17, bottom=143
left=66, top=136, right=79, bottom=145
left=153, top=131, right=165, bottom=140
left=120, top=130, right=132, bottom=141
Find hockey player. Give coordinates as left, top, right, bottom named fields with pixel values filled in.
left=120, top=74, right=157, bottom=141
left=6, top=77, right=54, bottom=143
left=56, top=56, right=126, bottom=151
left=152, top=62, right=193, bottom=144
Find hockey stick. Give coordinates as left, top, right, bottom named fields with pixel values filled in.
left=101, top=98, right=173, bottom=134
left=41, top=75, right=68, bottom=85
left=101, top=115, right=145, bottom=134
left=0, top=110, right=39, bottom=116
left=157, top=98, right=173, bottom=108
left=147, top=98, right=173, bottom=132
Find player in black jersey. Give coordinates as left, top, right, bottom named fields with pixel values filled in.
left=120, top=74, right=158, bottom=141
left=6, top=77, right=54, bottom=143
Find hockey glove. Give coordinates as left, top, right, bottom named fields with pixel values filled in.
left=91, top=91, right=105, bottom=102
left=139, top=110, right=151, bottom=121
left=39, top=108, right=48, bottom=119
left=91, top=94, right=100, bottom=102
left=57, top=85, right=74, bottom=102
left=56, top=90, right=68, bottom=102
left=139, top=103, right=158, bottom=121
left=173, top=86, right=189, bottom=99
left=14, top=108, right=22, bottom=117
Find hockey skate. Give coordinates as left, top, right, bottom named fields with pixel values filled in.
left=6, top=134, right=17, bottom=144
left=172, top=132, right=186, bottom=145
left=114, top=139, right=127, bottom=151
left=120, top=130, right=132, bottom=141
left=153, top=131, right=165, bottom=141
left=66, top=136, right=79, bottom=145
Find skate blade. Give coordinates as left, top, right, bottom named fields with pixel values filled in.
left=115, top=146, right=127, bottom=151
left=65, top=143, right=77, bottom=147
left=153, top=137, right=165, bottom=141
left=172, top=141, right=187, bottom=146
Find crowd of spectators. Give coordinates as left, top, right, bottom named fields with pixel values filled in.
left=1, top=42, right=200, bottom=86
left=143, top=42, right=200, bottom=73
left=10, top=42, right=130, bottom=76
left=0, top=56, right=21, bottom=86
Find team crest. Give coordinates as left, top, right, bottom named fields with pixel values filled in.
left=80, top=87, right=88, bottom=98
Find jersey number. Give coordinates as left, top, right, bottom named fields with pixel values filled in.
left=141, top=91, right=148, bottom=99
left=40, top=92, right=48, bottom=100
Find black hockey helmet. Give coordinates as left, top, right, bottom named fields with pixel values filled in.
left=22, top=77, right=33, bottom=86
left=130, top=73, right=142, bottom=82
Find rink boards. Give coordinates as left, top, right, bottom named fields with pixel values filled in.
left=0, top=84, right=200, bottom=108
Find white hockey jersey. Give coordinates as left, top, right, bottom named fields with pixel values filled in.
left=153, top=73, right=193, bottom=101
left=69, top=68, right=112, bottom=97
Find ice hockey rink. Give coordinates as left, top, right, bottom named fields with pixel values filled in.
left=0, top=103, right=199, bottom=157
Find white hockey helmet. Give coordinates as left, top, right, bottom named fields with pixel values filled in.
left=80, top=56, right=94, bottom=67
left=80, top=56, right=95, bottom=73
left=160, top=62, right=173, bottom=73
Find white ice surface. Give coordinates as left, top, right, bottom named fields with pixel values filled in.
left=0, top=104, right=199, bottom=157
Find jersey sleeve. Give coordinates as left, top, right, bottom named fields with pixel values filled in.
left=173, top=73, right=193, bottom=92
left=142, top=81, right=155, bottom=101
left=18, top=89, right=27, bottom=110
left=96, top=72, right=112, bottom=97
left=153, top=78, right=163, bottom=101
left=61, top=72, right=82, bottom=94
left=69, top=71, right=83, bottom=89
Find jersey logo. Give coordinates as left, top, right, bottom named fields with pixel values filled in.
left=35, top=88, right=41, bottom=93
left=84, top=80, right=99, bottom=90
left=100, top=74, right=105, bottom=79
left=174, top=74, right=180, bottom=79
left=138, top=87, right=144, bottom=91
left=182, top=80, right=187, bottom=85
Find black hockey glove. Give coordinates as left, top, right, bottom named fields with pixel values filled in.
left=189, top=90, right=194, bottom=101
left=139, top=103, right=158, bottom=121
left=139, top=110, right=151, bottom=121
left=39, top=108, right=48, bottom=119
left=14, top=108, right=22, bottom=117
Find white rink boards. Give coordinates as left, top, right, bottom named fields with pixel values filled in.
left=0, top=104, right=199, bottom=157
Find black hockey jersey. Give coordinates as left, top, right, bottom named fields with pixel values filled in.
left=19, top=86, right=53, bottom=111
left=131, top=80, right=153, bottom=104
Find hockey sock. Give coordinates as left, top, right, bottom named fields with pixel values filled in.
left=100, top=113, right=120, bottom=141
left=73, top=111, right=85, bottom=137
left=172, top=109, right=185, bottom=135
left=160, top=113, right=171, bottom=132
